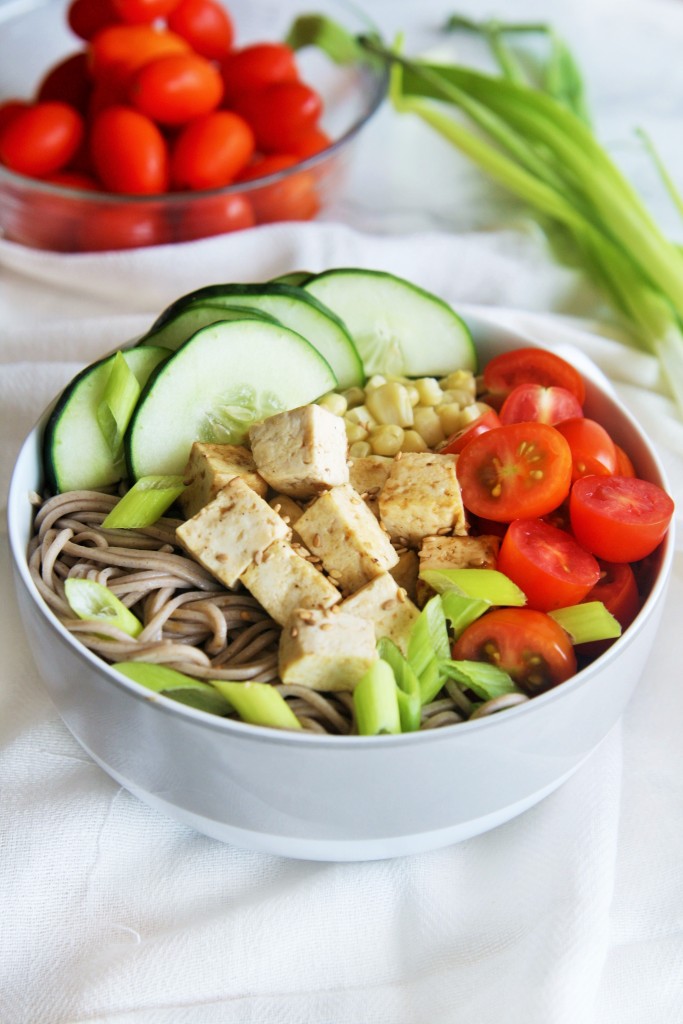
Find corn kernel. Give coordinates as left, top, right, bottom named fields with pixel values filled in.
left=369, top=424, right=405, bottom=456
left=365, top=374, right=388, bottom=392
left=406, top=384, right=420, bottom=407
left=441, top=370, right=476, bottom=396
left=345, top=420, right=368, bottom=443
left=349, top=440, right=372, bottom=459
left=414, top=377, right=443, bottom=406
left=438, top=402, right=464, bottom=436
left=440, top=387, right=474, bottom=406
left=317, top=392, right=347, bottom=416
left=401, top=429, right=429, bottom=453
left=366, top=382, right=414, bottom=427
left=413, top=406, right=446, bottom=448
left=345, top=404, right=377, bottom=431
left=342, top=386, right=366, bottom=409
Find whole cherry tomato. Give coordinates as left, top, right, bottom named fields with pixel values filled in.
left=175, top=193, right=255, bottom=241
left=285, top=125, right=332, bottom=158
left=79, top=203, right=169, bottom=250
left=497, top=518, right=601, bottom=611
left=452, top=607, right=577, bottom=695
left=67, top=0, right=118, bottom=41
left=555, top=417, right=618, bottom=480
left=455, top=420, right=573, bottom=522
left=111, top=0, right=182, bottom=23
left=499, top=383, right=583, bottom=426
left=36, top=53, right=92, bottom=116
left=232, top=81, right=323, bottom=152
left=167, top=0, right=234, bottom=60
left=614, top=444, right=636, bottom=478
left=128, top=52, right=223, bottom=125
left=171, top=110, right=254, bottom=189
left=483, top=347, right=586, bottom=405
left=238, top=154, right=319, bottom=223
left=88, top=25, right=190, bottom=88
left=0, top=101, right=84, bottom=177
left=89, top=105, right=169, bottom=194
left=569, top=475, right=674, bottom=563
left=220, top=43, right=299, bottom=103
left=0, top=100, right=29, bottom=135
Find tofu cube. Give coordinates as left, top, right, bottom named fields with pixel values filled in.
left=389, top=548, right=420, bottom=604
left=240, top=539, right=341, bottom=626
left=417, top=534, right=501, bottom=607
left=249, top=404, right=349, bottom=499
left=179, top=442, right=267, bottom=519
left=378, top=452, right=467, bottom=547
left=348, top=454, right=392, bottom=518
left=341, top=572, right=419, bottom=654
left=176, top=477, right=290, bottom=587
left=268, top=494, right=305, bottom=529
left=279, top=608, right=377, bottom=691
left=296, top=483, right=398, bottom=596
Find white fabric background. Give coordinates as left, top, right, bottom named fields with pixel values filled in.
left=2, top=0, right=683, bottom=1021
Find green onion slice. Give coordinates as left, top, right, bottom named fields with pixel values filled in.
left=64, top=578, right=143, bottom=638
left=420, top=567, right=527, bottom=606
left=113, top=662, right=232, bottom=715
left=549, top=601, right=622, bottom=645
left=97, top=351, right=141, bottom=460
left=378, top=637, right=421, bottom=732
left=212, top=681, right=302, bottom=730
left=353, top=660, right=402, bottom=736
left=440, top=659, right=519, bottom=701
left=102, top=475, right=185, bottom=529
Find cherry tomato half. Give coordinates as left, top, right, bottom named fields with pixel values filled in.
left=0, top=101, right=84, bottom=177
left=232, top=81, right=323, bottom=152
left=499, top=383, right=583, bottom=426
left=578, top=561, right=641, bottom=659
left=441, top=406, right=502, bottom=455
left=570, top=475, right=674, bottom=563
left=111, top=0, right=182, bottom=23
left=220, top=43, right=299, bottom=103
left=497, top=518, right=600, bottom=611
left=555, top=417, right=618, bottom=480
left=483, top=347, right=586, bottom=405
left=452, top=607, right=577, bottom=695
left=128, top=52, right=223, bottom=125
left=171, top=110, right=254, bottom=189
left=89, top=105, right=169, bottom=194
left=239, top=154, right=320, bottom=223
left=167, top=0, right=234, bottom=60
left=614, top=444, right=636, bottom=478
left=456, top=421, right=573, bottom=522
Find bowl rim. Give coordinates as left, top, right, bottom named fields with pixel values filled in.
left=7, top=305, right=676, bottom=749
left=0, top=0, right=389, bottom=206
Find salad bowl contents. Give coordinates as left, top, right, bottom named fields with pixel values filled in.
left=8, top=268, right=674, bottom=860
left=0, top=0, right=386, bottom=250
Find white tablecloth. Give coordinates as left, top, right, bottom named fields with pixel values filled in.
left=1, top=1, right=683, bottom=1021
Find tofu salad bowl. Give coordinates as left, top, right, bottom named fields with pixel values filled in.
left=8, top=268, right=675, bottom=860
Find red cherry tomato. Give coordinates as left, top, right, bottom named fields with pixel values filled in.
left=0, top=100, right=29, bottom=135
left=45, top=170, right=100, bottom=190
left=499, top=383, right=583, bottom=426
left=221, top=43, right=299, bottom=103
left=614, top=444, right=636, bottom=478
left=171, top=110, right=254, bottom=189
left=111, top=0, right=182, bottom=23
left=286, top=125, right=332, bottom=158
left=128, top=52, right=223, bottom=125
left=232, top=81, right=323, bottom=152
left=441, top=407, right=502, bottom=455
left=452, top=607, right=577, bottom=695
left=238, top=154, right=320, bottom=223
left=569, top=475, right=674, bottom=562
left=175, top=193, right=255, bottom=241
left=578, top=560, right=641, bottom=659
left=483, top=347, right=586, bottom=405
left=456, top=421, right=573, bottom=523
left=0, top=101, right=84, bottom=177
left=555, top=417, right=618, bottom=480
left=68, top=0, right=118, bottom=41
left=167, top=0, right=234, bottom=60
left=89, top=105, right=169, bottom=194
left=36, top=53, right=92, bottom=116
left=497, top=518, right=600, bottom=611
left=79, top=203, right=169, bottom=250
left=89, top=25, right=190, bottom=87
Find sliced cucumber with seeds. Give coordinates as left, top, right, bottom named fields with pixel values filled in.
left=126, top=319, right=337, bottom=480
left=303, top=268, right=476, bottom=378
left=44, top=345, right=170, bottom=493
left=138, top=303, right=279, bottom=352
left=148, top=281, right=363, bottom=389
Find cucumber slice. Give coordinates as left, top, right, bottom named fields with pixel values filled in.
left=138, top=303, right=279, bottom=352
left=270, top=271, right=315, bottom=287
left=148, top=282, right=363, bottom=389
left=126, top=319, right=337, bottom=480
left=303, top=268, right=477, bottom=378
left=44, top=345, right=170, bottom=493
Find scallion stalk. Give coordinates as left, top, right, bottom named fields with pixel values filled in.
left=102, top=475, right=186, bottom=529
left=353, top=660, right=402, bottom=735
left=548, top=601, right=621, bottom=645
left=64, top=577, right=143, bottom=638
left=113, top=662, right=232, bottom=715
left=378, top=637, right=421, bottom=731
left=420, top=567, right=526, bottom=605
left=97, top=351, right=141, bottom=460
left=212, top=681, right=302, bottom=730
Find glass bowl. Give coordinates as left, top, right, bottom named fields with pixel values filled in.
left=0, top=0, right=387, bottom=251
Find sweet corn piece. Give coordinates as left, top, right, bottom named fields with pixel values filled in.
left=412, top=406, right=445, bottom=449
left=406, top=384, right=420, bottom=407
left=345, top=405, right=377, bottom=431
left=349, top=441, right=372, bottom=459
left=438, top=402, right=465, bottom=436
left=441, top=369, right=476, bottom=397
left=440, top=387, right=475, bottom=406
left=369, top=424, right=405, bottom=457
left=343, top=386, right=365, bottom=409
left=400, top=429, right=429, bottom=453
left=366, top=382, right=414, bottom=427
left=345, top=420, right=368, bottom=444
left=317, top=392, right=347, bottom=417
left=364, top=374, right=388, bottom=392
left=414, top=377, right=443, bottom=406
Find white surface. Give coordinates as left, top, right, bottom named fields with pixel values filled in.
left=1, top=0, right=683, bottom=1021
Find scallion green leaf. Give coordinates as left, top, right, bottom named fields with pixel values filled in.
left=378, top=637, right=421, bottom=731
left=420, top=567, right=527, bottom=606
left=212, top=681, right=302, bottom=730
left=440, top=658, right=519, bottom=701
left=102, top=475, right=185, bottom=529
left=64, top=577, right=143, bottom=638
left=548, top=601, right=622, bottom=644
left=113, top=662, right=232, bottom=715
left=353, top=660, right=402, bottom=735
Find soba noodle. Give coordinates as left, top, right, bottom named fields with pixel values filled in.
left=28, top=490, right=529, bottom=733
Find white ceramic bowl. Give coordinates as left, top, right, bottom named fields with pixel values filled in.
left=7, top=310, right=674, bottom=861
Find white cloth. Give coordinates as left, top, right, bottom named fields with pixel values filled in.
left=2, top=0, right=683, bottom=1021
